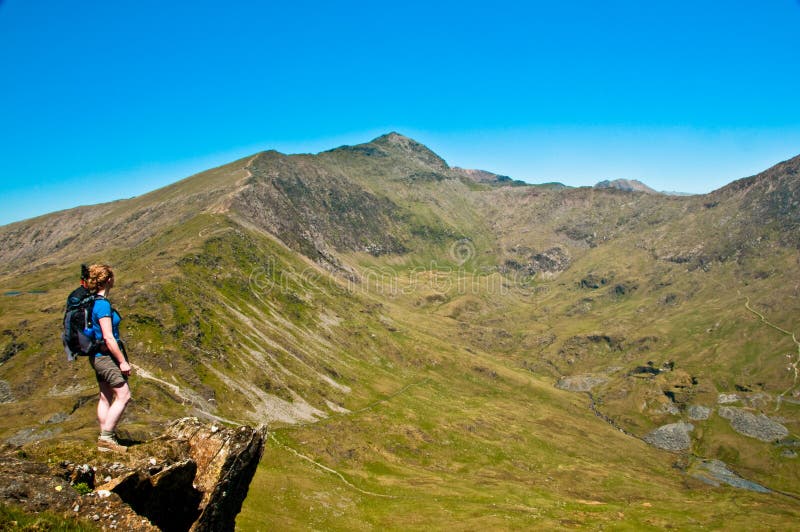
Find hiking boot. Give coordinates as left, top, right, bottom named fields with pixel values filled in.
left=97, top=434, right=127, bottom=453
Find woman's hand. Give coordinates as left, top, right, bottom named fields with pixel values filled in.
left=99, top=316, right=129, bottom=373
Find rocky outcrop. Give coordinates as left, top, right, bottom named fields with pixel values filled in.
left=452, top=167, right=526, bottom=187
left=643, top=422, right=694, bottom=451
left=717, top=407, right=788, bottom=442
left=656, top=369, right=696, bottom=405
left=164, top=418, right=266, bottom=531
left=503, top=246, right=572, bottom=279
left=232, top=150, right=408, bottom=265
left=0, top=448, right=158, bottom=531
left=0, top=418, right=266, bottom=532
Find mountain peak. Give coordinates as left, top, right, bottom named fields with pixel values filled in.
left=594, top=178, right=658, bottom=194
left=369, top=132, right=449, bottom=171
left=323, top=132, right=449, bottom=172
left=372, top=131, right=412, bottom=144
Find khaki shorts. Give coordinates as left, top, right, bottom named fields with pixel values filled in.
left=90, top=354, right=128, bottom=387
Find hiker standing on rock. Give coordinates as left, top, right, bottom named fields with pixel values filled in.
left=86, top=264, right=131, bottom=452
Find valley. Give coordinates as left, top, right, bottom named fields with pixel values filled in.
left=1, top=133, right=799, bottom=528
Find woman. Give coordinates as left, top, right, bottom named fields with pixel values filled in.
left=86, top=264, right=131, bottom=453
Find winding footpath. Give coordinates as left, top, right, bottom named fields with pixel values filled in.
left=270, top=378, right=430, bottom=499
left=741, top=293, right=800, bottom=409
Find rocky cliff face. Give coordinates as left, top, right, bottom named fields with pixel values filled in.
left=710, top=153, right=800, bottom=247
left=230, top=150, right=408, bottom=266
left=0, top=419, right=266, bottom=531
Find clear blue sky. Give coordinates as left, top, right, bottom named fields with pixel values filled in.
left=2, top=0, right=799, bottom=225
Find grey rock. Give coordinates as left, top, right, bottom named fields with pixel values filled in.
left=7, top=427, right=61, bottom=446
left=691, top=459, right=770, bottom=493
left=643, top=422, right=694, bottom=451
left=717, top=393, right=740, bottom=404
left=555, top=374, right=608, bottom=392
left=0, top=380, right=12, bottom=403
left=45, top=412, right=69, bottom=424
left=687, top=405, right=711, bottom=420
left=717, top=407, right=789, bottom=442
left=781, top=449, right=797, bottom=458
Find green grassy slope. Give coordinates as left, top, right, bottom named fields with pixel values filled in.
left=1, top=134, right=798, bottom=528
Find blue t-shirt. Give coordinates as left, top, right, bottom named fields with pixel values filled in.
left=90, top=297, right=121, bottom=345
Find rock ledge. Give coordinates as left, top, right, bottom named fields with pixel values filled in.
left=0, top=418, right=266, bottom=531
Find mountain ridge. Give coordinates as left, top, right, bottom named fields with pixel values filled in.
left=0, top=132, right=800, bottom=274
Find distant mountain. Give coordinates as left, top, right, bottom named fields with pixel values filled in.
left=660, top=190, right=694, bottom=196
left=594, top=178, right=659, bottom=194
left=2, top=134, right=800, bottom=527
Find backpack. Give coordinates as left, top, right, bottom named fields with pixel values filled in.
left=62, top=294, right=102, bottom=361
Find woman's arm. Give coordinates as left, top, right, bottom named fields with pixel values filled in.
left=98, top=316, right=131, bottom=376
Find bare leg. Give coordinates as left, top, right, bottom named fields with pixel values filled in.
left=99, top=382, right=131, bottom=433
left=97, top=381, right=114, bottom=429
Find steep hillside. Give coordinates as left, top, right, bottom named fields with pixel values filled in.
left=1, top=135, right=799, bottom=528
left=710, top=153, right=800, bottom=248
left=0, top=156, right=255, bottom=272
